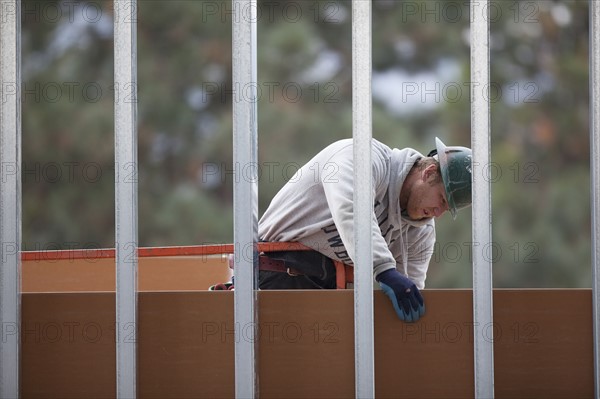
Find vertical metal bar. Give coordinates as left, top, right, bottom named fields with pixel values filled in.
left=232, top=0, right=259, bottom=397
left=470, top=0, right=494, bottom=397
left=590, top=1, right=600, bottom=397
left=352, top=0, right=374, bottom=397
left=114, top=0, right=138, bottom=397
left=0, top=1, right=21, bottom=397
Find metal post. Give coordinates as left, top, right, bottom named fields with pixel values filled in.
left=114, top=0, right=138, bottom=397
left=232, top=0, right=259, bottom=397
left=0, top=1, right=21, bottom=397
left=470, top=0, right=494, bottom=397
left=352, top=0, right=374, bottom=397
left=589, top=1, right=600, bottom=397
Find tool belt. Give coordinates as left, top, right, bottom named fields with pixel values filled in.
left=226, top=250, right=353, bottom=289
left=223, top=249, right=354, bottom=290
left=258, top=255, right=304, bottom=276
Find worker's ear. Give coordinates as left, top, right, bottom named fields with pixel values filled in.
left=422, top=163, right=438, bottom=182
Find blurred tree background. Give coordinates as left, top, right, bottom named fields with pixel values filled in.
left=20, top=0, right=591, bottom=288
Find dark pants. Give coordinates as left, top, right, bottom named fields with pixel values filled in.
left=258, top=250, right=337, bottom=289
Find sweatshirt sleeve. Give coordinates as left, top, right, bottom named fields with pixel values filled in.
left=319, top=145, right=397, bottom=275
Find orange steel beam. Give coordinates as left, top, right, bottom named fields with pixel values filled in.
left=20, top=242, right=311, bottom=262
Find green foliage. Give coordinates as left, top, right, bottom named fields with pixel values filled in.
left=21, top=0, right=591, bottom=288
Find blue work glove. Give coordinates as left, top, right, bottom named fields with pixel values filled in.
left=377, top=269, right=425, bottom=322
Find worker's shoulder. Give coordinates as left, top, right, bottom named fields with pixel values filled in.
left=322, top=138, right=393, bottom=154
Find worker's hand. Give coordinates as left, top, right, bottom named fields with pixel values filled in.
left=376, top=269, right=425, bottom=322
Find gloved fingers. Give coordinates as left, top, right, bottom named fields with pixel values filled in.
left=400, top=297, right=412, bottom=317
left=380, top=282, right=424, bottom=322
left=407, top=286, right=425, bottom=321
left=413, top=288, right=425, bottom=319
left=407, top=291, right=419, bottom=311
left=413, top=303, right=425, bottom=321
left=400, top=296, right=418, bottom=322
left=380, top=282, right=406, bottom=321
left=402, top=289, right=424, bottom=322
left=380, top=283, right=410, bottom=321
left=399, top=296, right=423, bottom=323
left=405, top=297, right=418, bottom=322
left=413, top=287, right=424, bottom=307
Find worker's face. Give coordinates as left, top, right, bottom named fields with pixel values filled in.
left=406, top=164, right=449, bottom=220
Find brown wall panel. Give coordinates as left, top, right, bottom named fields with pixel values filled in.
left=22, top=255, right=231, bottom=293
left=493, top=289, right=593, bottom=398
left=137, top=292, right=235, bottom=399
left=22, top=258, right=116, bottom=293
left=258, top=291, right=356, bottom=398
left=21, top=293, right=116, bottom=398
left=21, top=290, right=594, bottom=399
left=375, top=290, right=475, bottom=398
left=138, top=256, right=231, bottom=292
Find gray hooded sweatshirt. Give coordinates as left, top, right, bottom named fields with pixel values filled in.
left=258, top=139, right=436, bottom=289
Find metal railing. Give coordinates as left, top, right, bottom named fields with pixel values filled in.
left=113, top=0, right=138, bottom=397
left=590, top=2, right=600, bottom=397
left=231, top=0, right=259, bottom=396
left=1, top=1, right=599, bottom=398
left=0, top=1, right=21, bottom=398
left=352, top=0, right=375, bottom=397
left=470, top=1, right=494, bottom=397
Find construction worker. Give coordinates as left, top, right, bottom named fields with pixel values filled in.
left=257, top=137, right=472, bottom=322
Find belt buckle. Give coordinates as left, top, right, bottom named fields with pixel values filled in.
left=286, top=267, right=300, bottom=277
